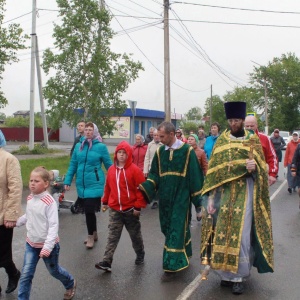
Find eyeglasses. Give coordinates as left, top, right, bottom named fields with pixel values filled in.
left=228, top=119, right=242, bottom=124
left=175, top=132, right=181, bottom=134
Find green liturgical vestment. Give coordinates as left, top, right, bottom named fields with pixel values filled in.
left=201, top=129, right=274, bottom=275
left=140, top=143, right=204, bottom=272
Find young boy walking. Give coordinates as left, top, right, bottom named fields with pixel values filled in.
left=95, top=141, right=147, bottom=272
left=17, top=167, right=76, bottom=300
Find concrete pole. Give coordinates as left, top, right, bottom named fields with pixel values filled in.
left=29, top=0, right=37, bottom=150
left=99, top=0, right=105, bottom=9
left=210, top=84, right=212, bottom=127
left=35, top=36, right=49, bottom=147
left=264, top=79, right=268, bottom=135
left=164, top=0, right=171, bottom=122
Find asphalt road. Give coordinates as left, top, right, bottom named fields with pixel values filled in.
left=1, top=149, right=300, bottom=299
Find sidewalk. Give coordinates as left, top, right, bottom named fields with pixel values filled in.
left=6, top=141, right=116, bottom=160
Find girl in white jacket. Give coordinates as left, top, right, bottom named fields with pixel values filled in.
left=17, top=167, right=76, bottom=300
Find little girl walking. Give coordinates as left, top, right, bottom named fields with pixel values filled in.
left=17, top=167, right=76, bottom=300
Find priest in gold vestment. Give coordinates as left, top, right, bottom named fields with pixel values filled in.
left=201, top=102, right=274, bottom=295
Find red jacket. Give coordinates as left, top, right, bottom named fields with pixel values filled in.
left=284, top=139, right=300, bottom=167
left=257, top=130, right=278, bottom=178
left=102, top=141, right=147, bottom=211
left=132, top=143, right=148, bottom=172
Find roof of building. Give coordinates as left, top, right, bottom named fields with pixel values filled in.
left=123, top=108, right=165, bottom=118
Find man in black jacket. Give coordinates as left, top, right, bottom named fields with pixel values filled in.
left=70, top=120, right=85, bottom=157
left=145, top=127, right=156, bottom=145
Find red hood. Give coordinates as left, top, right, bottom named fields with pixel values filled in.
left=114, top=141, right=133, bottom=169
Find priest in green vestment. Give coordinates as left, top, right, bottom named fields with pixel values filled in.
left=201, top=102, right=274, bottom=295
left=139, top=121, right=204, bottom=281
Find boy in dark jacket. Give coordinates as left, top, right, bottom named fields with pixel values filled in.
left=95, top=141, right=147, bottom=272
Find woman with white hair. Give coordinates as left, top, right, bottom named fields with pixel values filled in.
left=132, top=134, right=148, bottom=173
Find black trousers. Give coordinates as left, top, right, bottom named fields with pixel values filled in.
left=81, top=197, right=101, bottom=235
left=0, top=225, right=18, bottom=276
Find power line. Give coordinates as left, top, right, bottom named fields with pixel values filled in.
left=172, top=2, right=300, bottom=15
left=106, top=4, right=210, bottom=93
left=170, top=9, right=239, bottom=88
left=116, top=21, right=162, bottom=36
left=128, top=0, right=162, bottom=16
left=111, top=14, right=300, bottom=29
left=148, top=0, right=162, bottom=6
left=3, top=11, right=32, bottom=24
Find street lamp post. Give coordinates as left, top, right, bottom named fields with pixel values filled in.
left=128, top=100, right=137, bottom=145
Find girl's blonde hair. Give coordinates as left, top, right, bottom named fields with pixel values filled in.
left=31, top=166, right=51, bottom=182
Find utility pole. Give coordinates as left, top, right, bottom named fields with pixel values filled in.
left=29, top=0, right=49, bottom=149
left=263, top=78, right=268, bottom=135
left=99, top=0, right=105, bottom=9
left=251, top=60, right=268, bottom=135
left=35, top=36, right=49, bottom=147
left=164, top=0, right=171, bottom=122
left=210, top=84, right=212, bottom=127
left=29, top=0, right=37, bottom=150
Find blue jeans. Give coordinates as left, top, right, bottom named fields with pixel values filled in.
left=18, top=243, right=74, bottom=300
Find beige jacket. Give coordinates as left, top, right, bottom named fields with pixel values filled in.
left=143, top=140, right=163, bottom=173
left=0, top=148, right=23, bottom=224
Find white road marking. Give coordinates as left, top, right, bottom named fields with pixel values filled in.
left=176, top=180, right=287, bottom=300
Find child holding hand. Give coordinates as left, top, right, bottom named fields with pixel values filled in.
left=17, top=167, right=76, bottom=300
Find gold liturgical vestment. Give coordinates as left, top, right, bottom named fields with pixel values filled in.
left=201, top=129, right=274, bottom=274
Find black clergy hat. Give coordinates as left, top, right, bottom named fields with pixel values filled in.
left=224, top=101, right=246, bottom=120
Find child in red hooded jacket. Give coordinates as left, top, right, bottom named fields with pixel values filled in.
left=95, top=141, right=147, bottom=272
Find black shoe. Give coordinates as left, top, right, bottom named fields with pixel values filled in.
left=6, top=270, right=21, bottom=294
left=135, top=251, right=145, bottom=265
left=220, top=280, right=234, bottom=287
left=232, top=282, right=244, bottom=295
left=161, top=271, right=177, bottom=282
left=288, top=188, right=292, bottom=194
left=95, top=261, right=111, bottom=272
left=151, top=201, right=158, bottom=209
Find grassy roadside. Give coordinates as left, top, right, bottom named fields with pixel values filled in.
left=19, top=156, right=71, bottom=187
left=19, top=153, right=115, bottom=187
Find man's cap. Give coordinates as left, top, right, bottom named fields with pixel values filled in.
left=293, top=132, right=299, bottom=136
left=224, top=101, right=246, bottom=120
left=274, top=129, right=279, bottom=133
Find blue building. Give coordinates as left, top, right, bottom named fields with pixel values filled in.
left=59, top=108, right=182, bottom=144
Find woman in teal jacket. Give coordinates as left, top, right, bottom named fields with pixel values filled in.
left=204, top=122, right=221, bottom=160
left=64, top=122, right=112, bottom=249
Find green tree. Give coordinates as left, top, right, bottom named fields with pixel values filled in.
left=0, top=111, right=6, bottom=120
left=42, top=0, right=143, bottom=135
left=250, top=53, right=300, bottom=132
left=0, top=0, right=28, bottom=108
left=179, top=121, right=198, bottom=135
left=5, top=114, right=43, bottom=127
left=203, top=95, right=228, bottom=132
left=223, top=86, right=259, bottom=113
left=185, top=106, right=203, bottom=121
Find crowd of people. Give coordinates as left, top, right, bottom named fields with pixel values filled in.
left=2, top=100, right=297, bottom=298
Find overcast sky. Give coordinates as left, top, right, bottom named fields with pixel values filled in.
left=2, top=0, right=300, bottom=117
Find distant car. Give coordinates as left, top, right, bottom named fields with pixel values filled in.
left=270, top=131, right=291, bottom=150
